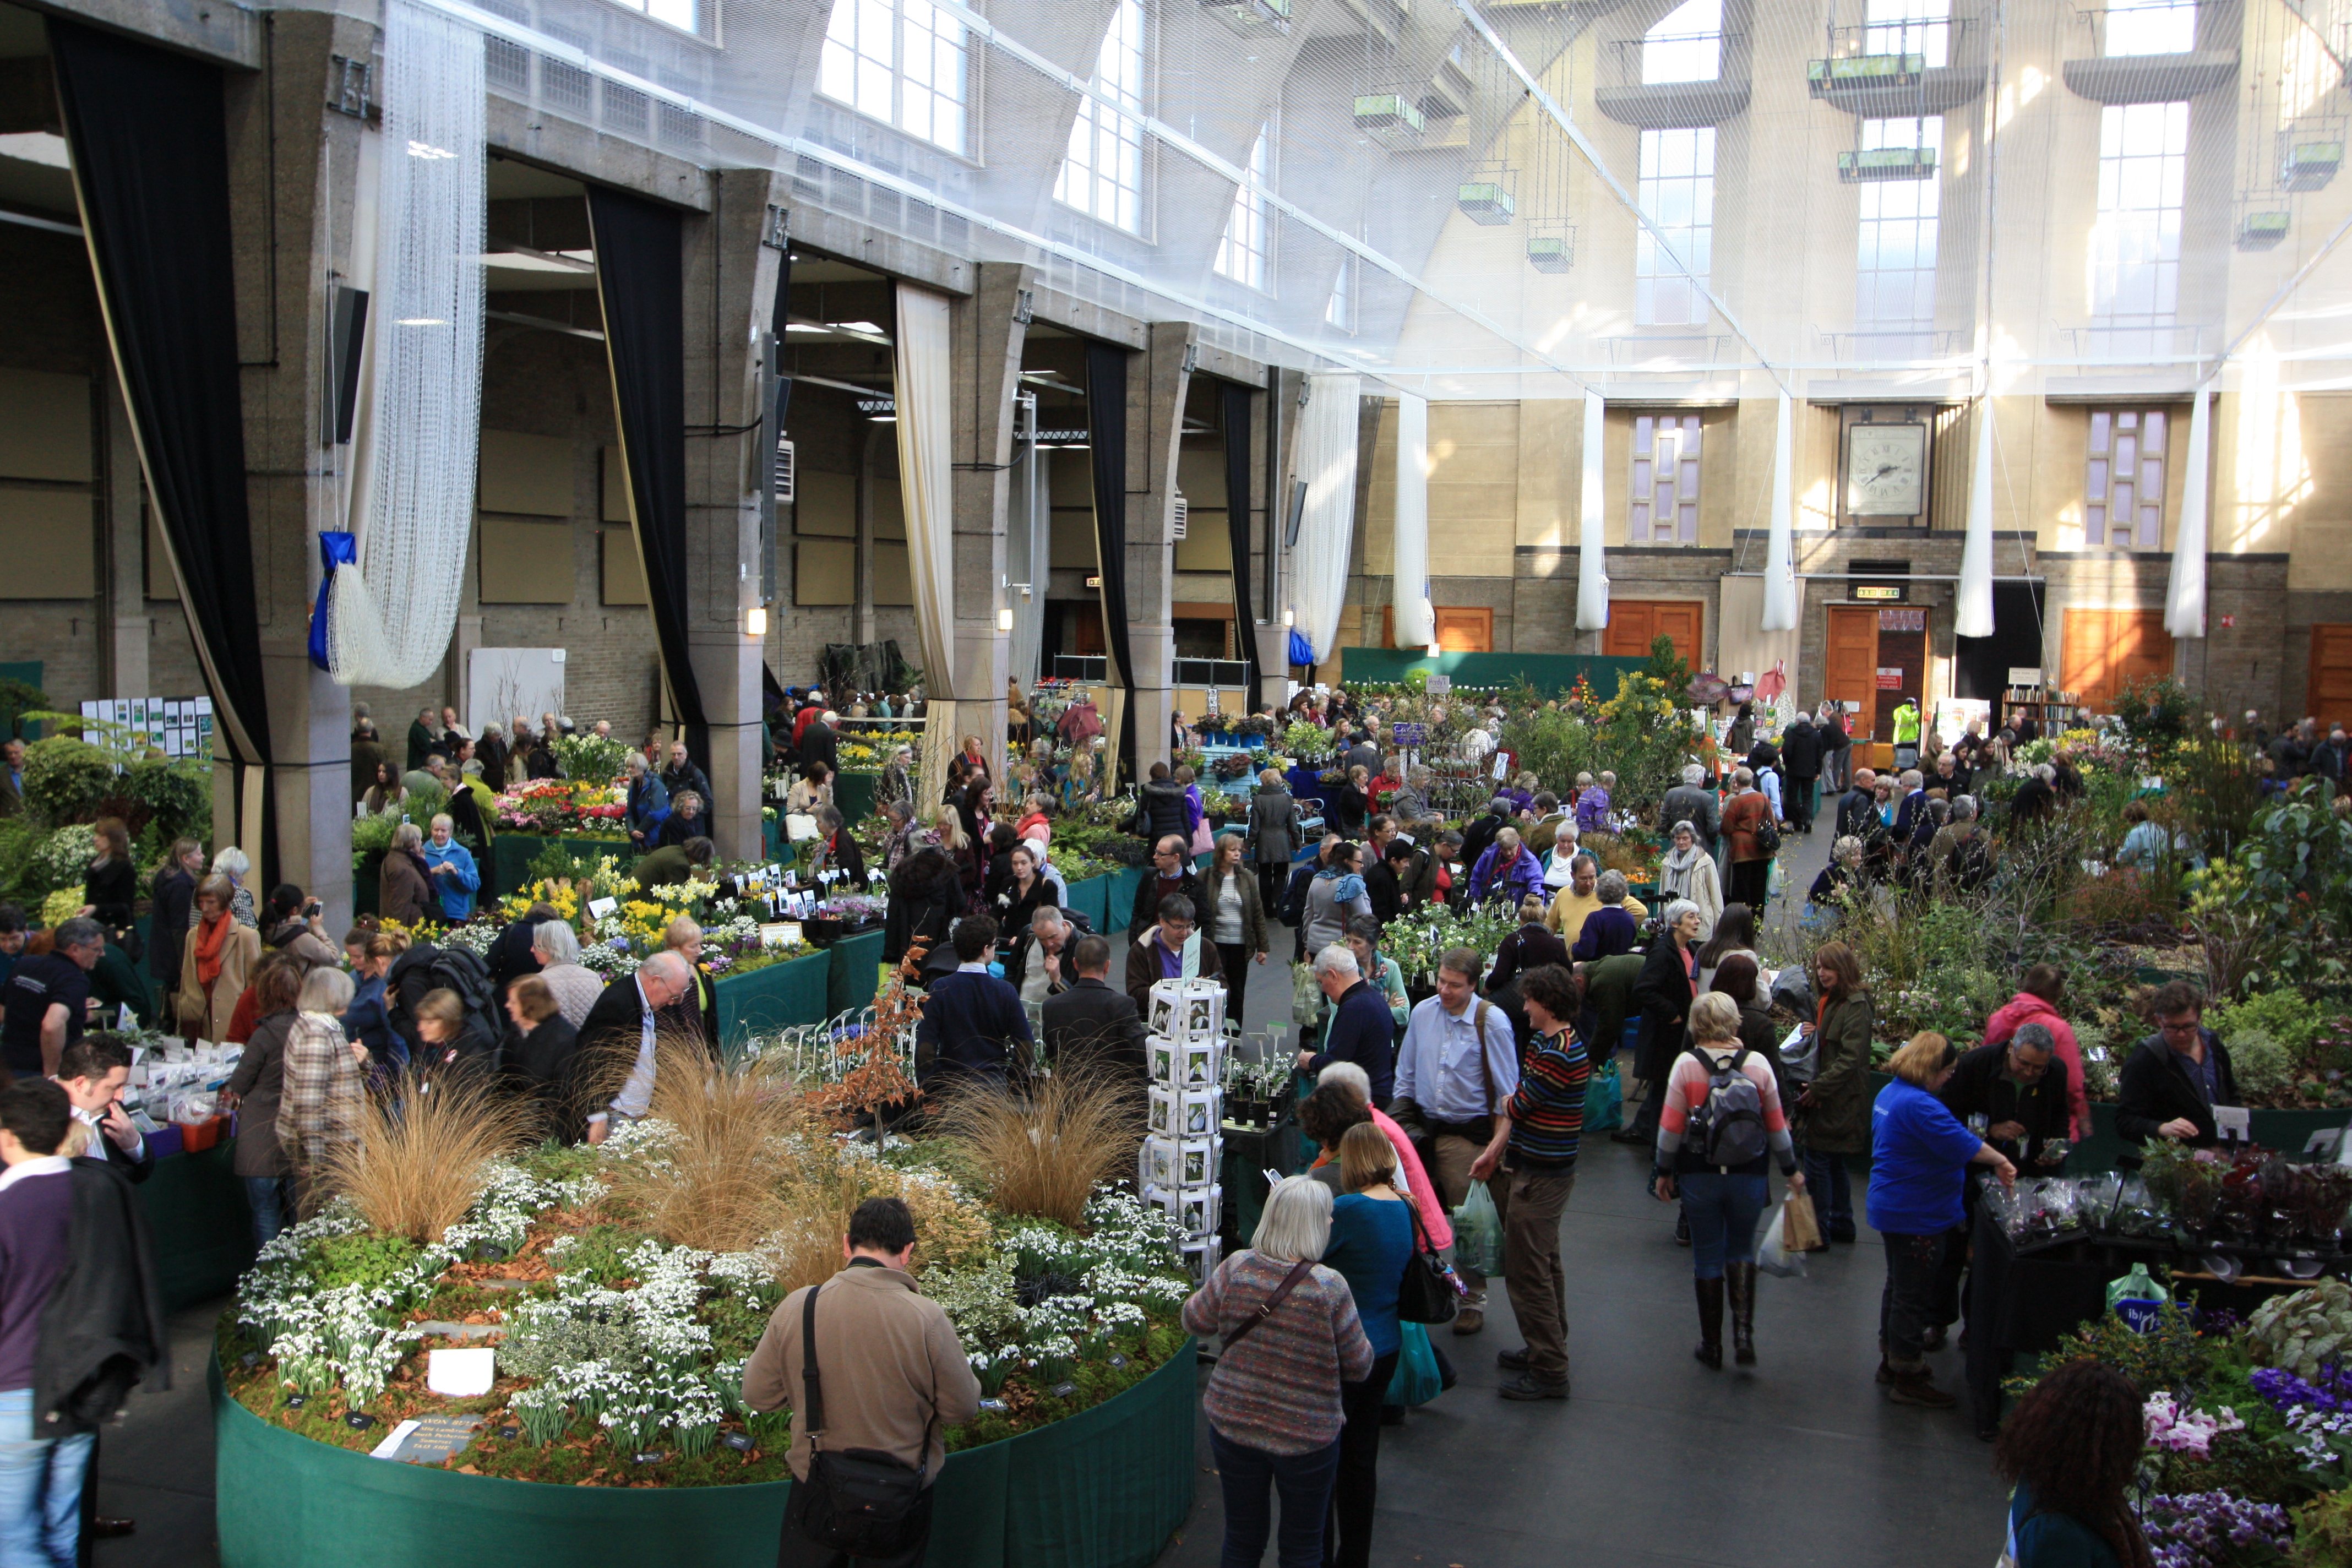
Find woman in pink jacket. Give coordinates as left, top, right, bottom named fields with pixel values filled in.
left=1314, top=1060, right=1453, bottom=1251
left=1985, top=965, right=2090, bottom=1141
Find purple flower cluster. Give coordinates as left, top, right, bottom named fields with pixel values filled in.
left=2140, top=1491, right=2294, bottom=1568
left=2250, top=1362, right=2352, bottom=1417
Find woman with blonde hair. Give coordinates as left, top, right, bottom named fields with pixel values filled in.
left=1182, top=1177, right=1373, bottom=1568
left=931, top=803, right=982, bottom=912
left=1870, top=1032, right=2017, bottom=1408
left=1652, top=990, right=1803, bottom=1369
left=177, top=874, right=260, bottom=1044
left=1318, top=1122, right=1413, bottom=1567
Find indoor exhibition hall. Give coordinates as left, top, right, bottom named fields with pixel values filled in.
left=4, top=0, right=2352, bottom=1562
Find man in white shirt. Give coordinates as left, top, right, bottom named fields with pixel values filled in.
left=582, top=954, right=693, bottom=1144
left=1392, top=945, right=1520, bottom=1333
left=54, top=1037, right=148, bottom=1179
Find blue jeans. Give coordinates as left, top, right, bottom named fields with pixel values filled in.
left=0, top=1387, right=93, bottom=1568
left=1803, top=1150, right=1855, bottom=1238
left=1210, top=1427, right=1340, bottom=1568
left=1679, top=1170, right=1769, bottom=1279
left=246, top=1174, right=291, bottom=1247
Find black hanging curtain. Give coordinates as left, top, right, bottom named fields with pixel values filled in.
left=1955, top=580, right=2048, bottom=702
left=49, top=19, right=275, bottom=863
left=1220, top=383, right=1261, bottom=702
left=586, top=187, right=709, bottom=767
left=1085, top=343, right=1139, bottom=777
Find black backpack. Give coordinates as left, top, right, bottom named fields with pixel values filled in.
left=1683, top=1046, right=1767, bottom=1168
left=388, top=944, right=501, bottom=1056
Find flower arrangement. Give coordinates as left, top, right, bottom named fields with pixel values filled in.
left=493, top=778, right=628, bottom=837
left=550, top=732, right=633, bottom=786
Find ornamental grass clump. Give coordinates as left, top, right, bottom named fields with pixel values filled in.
left=604, top=1037, right=804, bottom=1254
left=929, top=1069, right=1141, bottom=1229
left=316, top=1070, right=533, bottom=1244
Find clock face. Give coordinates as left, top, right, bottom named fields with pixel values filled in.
left=1846, top=422, right=1928, bottom=518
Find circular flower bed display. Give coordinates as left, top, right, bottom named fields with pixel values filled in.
left=214, top=1047, right=1198, bottom=1568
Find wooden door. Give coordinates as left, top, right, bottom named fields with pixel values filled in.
left=1603, top=600, right=1703, bottom=667
left=1380, top=605, right=1493, bottom=651
left=1824, top=606, right=1879, bottom=741
left=2310, top=627, right=2352, bottom=728
left=2061, top=608, right=2174, bottom=712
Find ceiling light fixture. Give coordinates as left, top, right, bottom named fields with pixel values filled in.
left=396, top=317, right=448, bottom=326
left=406, top=139, right=458, bottom=160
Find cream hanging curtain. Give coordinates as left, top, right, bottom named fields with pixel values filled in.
left=1761, top=390, right=1799, bottom=633
left=1576, top=390, right=1609, bottom=632
left=2164, top=386, right=2212, bottom=639
left=1290, top=372, right=1360, bottom=665
left=1956, top=397, right=1997, bottom=639
left=895, top=284, right=959, bottom=805
left=1391, top=393, right=1433, bottom=647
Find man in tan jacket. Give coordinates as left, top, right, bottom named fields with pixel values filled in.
left=743, top=1196, right=981, bottom=1567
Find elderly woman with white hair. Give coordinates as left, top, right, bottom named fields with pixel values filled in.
left=529, top=921, right=605, bottom=1027
left=1182, top=1175, right=1375, bottom=1568
left=211, top=845, right=258, bottom=928
left=1656, top=820, right=1724, bottom=939
left=877, top=743, right=914, bottom=810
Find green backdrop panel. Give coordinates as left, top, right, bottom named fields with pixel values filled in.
left=1063, top=875, right=1110, bottom=934
left=492, top=834, right=635, bottom=895
left=827, top=930, right=885, bottom=1016
left=213, top=1340, right=1197, bottom=1568
left=714, top=951, right=831, bottom=1046
left=1335, top=647, right=1645, bottom=694
left=140, top=1144, right=256, bottom=1312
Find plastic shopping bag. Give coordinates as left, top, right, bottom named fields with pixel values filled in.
left=1380, top=1320, right=1445, bottom=1409
left=1582, top=1058, right=1622, bottom=1134
left=1757, top=1203, right=1807, bottom=1279
left=1452, top=1183, right=1502, bottom=1278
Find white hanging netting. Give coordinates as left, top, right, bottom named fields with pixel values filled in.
left=328, top=0, right=484, bottom=689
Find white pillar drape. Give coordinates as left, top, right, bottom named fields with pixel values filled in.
left=1956, top=395, right=1997, bottom=639
left=2165, top=385, right=2213, bottom=639
left=1392, top=393, right=1433, bottom=647
left=326, top=0, right=484, bottom=689
left=1576, top=389, right=1610, bottom=631
left=894, top=284, right=957, bottom=697
left=1008, top=445, right=1048, bottom=684
left=1290, top=371, right=1360, bottom=665
left=1761, top=390, right=1799, bottom=633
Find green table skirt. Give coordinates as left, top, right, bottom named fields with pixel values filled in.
left=1103, top=867, right=1145, bottom=934
left=140, top=1142, right=257, bottom=1312
left=213, top=1337, right=1197, bottom=1568
left=835, top=770, right=878, bottom=825
left=827, top=930, right=885, bottom=1016
left=1063, top=874, right=1111, bottom=933
left=712, top=951, right=831, bottom=1048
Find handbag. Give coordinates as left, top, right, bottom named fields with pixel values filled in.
left=1396, top=1201, right=1463, bottom=1325
left=783, top=1281, right=937, bottom=1560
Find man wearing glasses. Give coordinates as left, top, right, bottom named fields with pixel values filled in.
left=2115, top=980, right=2241, bottom=1165
left=1938, top=1024, right=2071, bottom=1174
left=1121, top=896, right=1224, bottom=1016
left=1128, top=834, right=1210, bottom=933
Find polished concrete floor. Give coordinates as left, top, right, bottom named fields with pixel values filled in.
left=95, top=796, right=2012, bottom=1567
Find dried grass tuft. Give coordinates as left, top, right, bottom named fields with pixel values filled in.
left=605, top=1038, right=806, bottom=1254
left=316, top=1070, right=535, bottom=1244
left=926, top=1069, right=1142, bottom=1229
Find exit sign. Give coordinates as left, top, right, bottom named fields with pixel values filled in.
left=1085, top=575, right=1102, bottom=588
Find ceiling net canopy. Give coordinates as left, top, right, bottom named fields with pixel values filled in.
left=318, top=0, right=2352, bottom=402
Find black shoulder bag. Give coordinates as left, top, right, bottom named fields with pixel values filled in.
left=784, top=1282, right=938, bottom=1559
left=1396, top=1200, right=1463, bottom=1325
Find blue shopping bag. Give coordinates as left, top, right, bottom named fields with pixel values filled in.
left=1582, top=1058, right=1622, bottom=1134
left=1380, top=1321, right=1444, bottom=1409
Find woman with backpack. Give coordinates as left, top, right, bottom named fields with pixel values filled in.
left=1649, top=991, right=1803, bottom=1369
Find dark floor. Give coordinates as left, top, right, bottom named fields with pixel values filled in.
left=99, top=800, right=2001, bottom=1568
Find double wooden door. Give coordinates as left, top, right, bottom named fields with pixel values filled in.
left=2060, top=609, right=2173, bottom=713
left=1602, top=600, right=1704, bottom=667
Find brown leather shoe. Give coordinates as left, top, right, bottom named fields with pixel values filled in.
left=1451, top=1305, right=1484, bottom=1336
left=94, top=1518, right=135, bottom=1538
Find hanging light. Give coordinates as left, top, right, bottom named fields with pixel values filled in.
left=747, top=604, right=769, bottom=636
left=997, top=606, right=1015, bottom=631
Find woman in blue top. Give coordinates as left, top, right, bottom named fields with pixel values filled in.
left=1320, top=1120, right=1415, bottom=1568
left=420, top=814, right=481, bottom=922
left=1870, top=1032, right=2016, bottom=1412
left=1992, top=1358, right=2153, bottom=1566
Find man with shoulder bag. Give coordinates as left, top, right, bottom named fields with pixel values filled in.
left=744, top=1196, right=981, bottom=1567
left=1389, top=946, right=1519, bottom=1336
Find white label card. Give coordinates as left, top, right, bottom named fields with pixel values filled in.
left=2215, top=1105, right=2251, bottom=1141
left=586, top=896, right=618, bottom=921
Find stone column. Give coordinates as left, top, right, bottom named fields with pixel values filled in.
left=678, top=168, right=789, bottom=864
left=221, top=10, right=370, bottom=922
left=945, top=263, right=1036, bottom=764
left=99, top=367, right=149, bottom=701
left=1124, top=322, right=1195, bottom=766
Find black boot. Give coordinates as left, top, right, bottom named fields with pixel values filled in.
left=1692, top=1277, right=1724, bottom=1369
left=1727, top=1261, right=1757, bottom=1366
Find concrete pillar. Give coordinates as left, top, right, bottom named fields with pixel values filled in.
left=1125, top=322, right=1195, bottom=766
left=99, top=367, right=148, bottom=701
left=945, top=263, right=1036, bottom=759
left=221, top=10, right=369, bottom=922
left=679, top=167, right=790, bottom=864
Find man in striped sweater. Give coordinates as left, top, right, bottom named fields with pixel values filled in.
left=1490, top=963, right=1591, bottom=1401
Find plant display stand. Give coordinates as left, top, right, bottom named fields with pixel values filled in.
left=211, top=1337, right=1199, bottom=1568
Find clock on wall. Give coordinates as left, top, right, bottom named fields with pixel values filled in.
left=1845, top=420, right=1928, bottom=519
